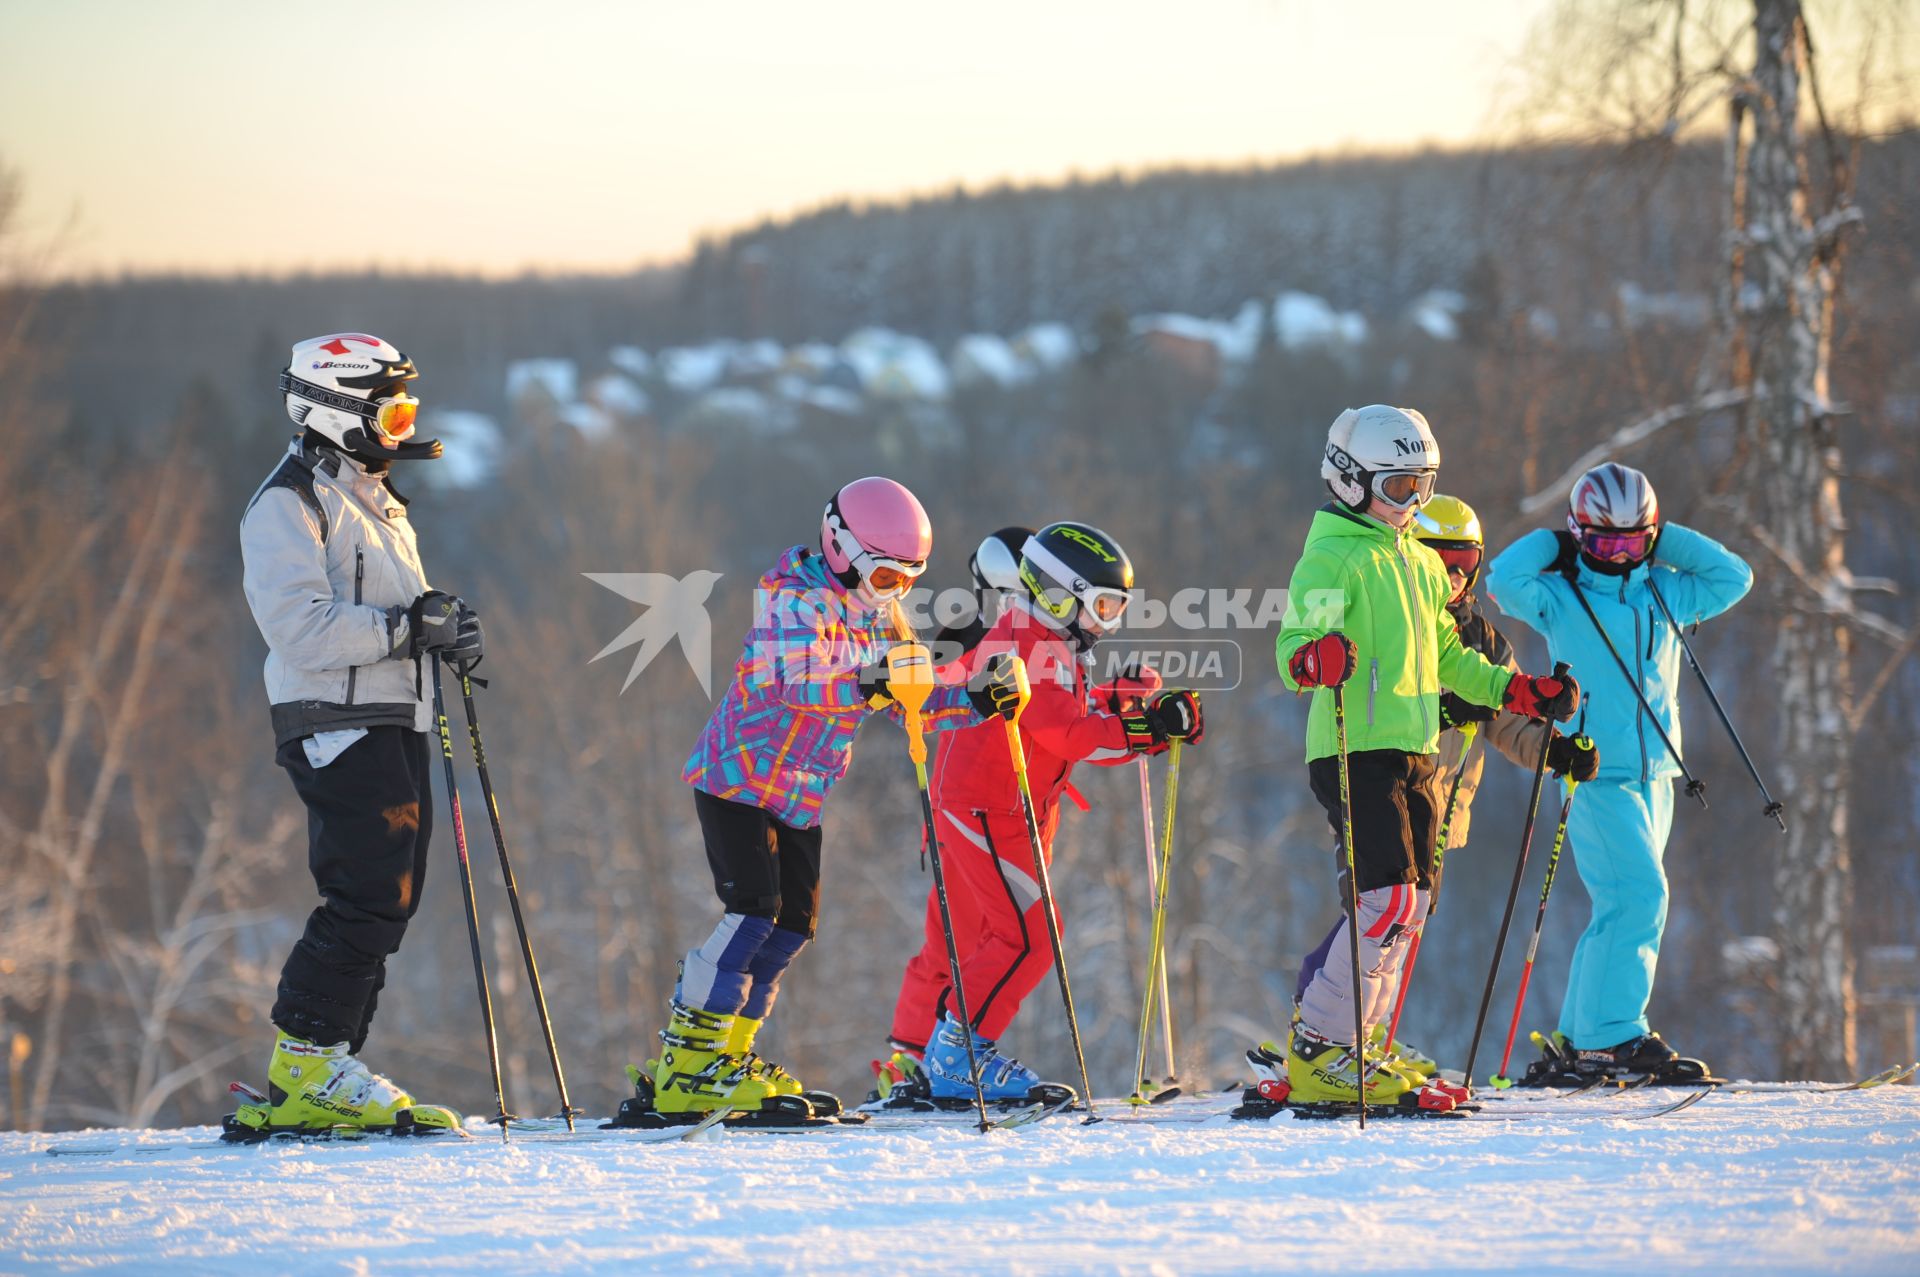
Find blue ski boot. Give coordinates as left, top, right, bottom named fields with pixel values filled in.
left=922, top=1014, right=1072, bottom=1109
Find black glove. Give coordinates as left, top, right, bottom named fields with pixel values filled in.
left=968, top=651, right=1023, bottom=721
left=1546, top=732, right=1600, bottom=782
left=448, top=601, right=484, bottom=671
left=1439, top=691, right=1496, bottom=731
left=391, top=590, right=463, bottom=659
left=858, top=659, right=893, bottom=708
left=1144, top=689, right=1205, bottom=744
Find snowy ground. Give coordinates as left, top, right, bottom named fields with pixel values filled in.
left=3, top=1086, right=1917, bottom=1275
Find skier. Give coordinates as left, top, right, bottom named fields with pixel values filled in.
left=929, top=526, right=1034, bottom=662
left=633, top=477, right=1023, bottom=1123
left=1271, top=407, right=1580, bottom=1111
left=1275, top=494, right=1600, bottom=1086
left=234, top=333, right=477, bottom=1135
left=1485, top=462, right=1751, bottom=1081
left=871, top=522, right=1202, bottom=1109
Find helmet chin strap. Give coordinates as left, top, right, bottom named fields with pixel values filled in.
left=341, top=425, right=444, bottom=463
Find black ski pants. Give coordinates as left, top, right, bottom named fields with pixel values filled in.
left=271, top=726, right=433, bottom=1051
left=693, top=788, right=824, bottom=937
left=1307, top=748, right=1441, bottom=896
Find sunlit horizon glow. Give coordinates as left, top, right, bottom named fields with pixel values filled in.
left=0, top=0, right=1910, bottom=280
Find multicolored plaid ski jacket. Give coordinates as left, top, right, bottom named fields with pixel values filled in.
left=684, top=545, right=978, bottom=828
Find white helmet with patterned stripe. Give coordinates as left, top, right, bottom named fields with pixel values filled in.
left=1568, top=462, right=1659, bottom=532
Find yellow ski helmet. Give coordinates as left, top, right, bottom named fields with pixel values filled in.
left=1413, top=494, right=1482, bottom=546
left=1414, top=494, right=1485, bottom=591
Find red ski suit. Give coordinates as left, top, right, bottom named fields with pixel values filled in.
left=890, top=603, right=1156, bottom=1047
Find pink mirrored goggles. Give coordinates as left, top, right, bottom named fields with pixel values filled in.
left=1579, top=526, right=1656, bottom=562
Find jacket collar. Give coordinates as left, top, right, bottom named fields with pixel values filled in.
left=1573, top=554, right=1647, bottom=592
left=1314, top=502, right=1407, bottom=543
left=298, top=437, right=411, bottom=508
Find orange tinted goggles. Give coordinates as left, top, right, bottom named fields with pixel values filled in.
left=372, top=394, right=419, bottom=441
left=865, top=560, right=926, bottom=593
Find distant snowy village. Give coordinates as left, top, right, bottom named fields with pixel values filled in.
left=424, top=281, right=1718, bottom=494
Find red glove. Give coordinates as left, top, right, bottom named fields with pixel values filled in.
left=1119, top=708, right=1169, bottom=756
left=1289, top=634, right=1356, bottom=689
left=1096, top=665, right=1163, bottom=712
left=1504, top=669, right=1581, bottom=722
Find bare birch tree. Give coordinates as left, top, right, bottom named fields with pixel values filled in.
left=1518, top=0, right=1916, bottom=1076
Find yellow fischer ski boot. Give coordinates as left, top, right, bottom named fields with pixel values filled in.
left=1284, top=1023, right=1416, bottom=1107
left=226, top=1033, right=463, bottom=1140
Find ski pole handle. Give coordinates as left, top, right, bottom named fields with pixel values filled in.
left=998, top=655, right=1035, bottom=781
left=887, top=642, right=936, bottom=764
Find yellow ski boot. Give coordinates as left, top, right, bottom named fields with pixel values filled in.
left=228, top=1033, right=462, bottom=1139
left=726, top=1014, right=804, bottom=1099
left=1371, top=1023, right=1439, bottom=1079
left=641, top=1001, right=782, bottom=1115
left=1284, top=1024, right=1414, bottom=1107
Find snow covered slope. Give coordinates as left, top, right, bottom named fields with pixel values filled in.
left=3, top=1087, right=1916, bottom=1275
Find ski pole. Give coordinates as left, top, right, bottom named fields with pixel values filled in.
left=1129, top=744, right=1182, bottom=1105
left=456, top=664, right=577, bottom=1131
left=1564, top=575, right=1707, bottom=809
left=431, top=654, right=510, bottom=1142
left=1462, top=661, right=1569, bottom=1094
left=1330, top=676, right=1368, bottom=1128
left=1381, top=721, right=1477, bottom=1060
left=1645, top=576, right=1785, bottom=830
left=1000, top=658, right=1101, bottom=1123
left=1143, top=750, right=1181, bottom=1090
left=1491, top=754, right=1585, bottom=1087
left=888, top=641, right=993, bottom=1133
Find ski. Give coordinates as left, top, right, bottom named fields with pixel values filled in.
left=1232, top=1099, right=1473, bottom=1122
left=47, top=1135, right=236, bottom=1157
left=505, top=1108, right=734, bottom=1142
left=987, top=1098, right=1075, bottom=1130
left=798, top=1097, right=1077, bottom=1133
left=1229, top=1083, right=1474, bottom=1122
left=46, top=1122, right=470, bottom=1157
left=1718, top=1063, right=1918, bottom=1094
left=44, top=1106, right=742, bottom=1155
left=1468, top=1083, right=1720, bottom=1123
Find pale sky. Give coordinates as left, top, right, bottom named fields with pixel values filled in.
left=0, top=0, right=1595, bottom=277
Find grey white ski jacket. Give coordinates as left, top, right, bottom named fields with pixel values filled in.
left=240, top=438, right=432, bottom=745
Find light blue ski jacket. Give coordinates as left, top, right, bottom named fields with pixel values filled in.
left=1485, top=524, right=1753, bottom=785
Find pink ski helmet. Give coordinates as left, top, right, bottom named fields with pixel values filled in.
left=820, top=476, right=934, bottom=599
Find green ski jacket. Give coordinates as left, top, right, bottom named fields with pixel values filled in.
left=1276, top=505, right=1514, bottom=762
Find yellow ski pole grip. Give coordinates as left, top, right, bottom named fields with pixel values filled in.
left=887, top=642, right=936, bottom=764
left=999, top=654, right=1034, bottom=781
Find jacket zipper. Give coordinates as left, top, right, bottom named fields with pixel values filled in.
left=1393, top=537, right=1430, bottom=740
left=348, top=549, right=363, bottom=705
left=1368, top=658, right=1379, bottom=726
left=1625, top=577, right=1646, bottom=782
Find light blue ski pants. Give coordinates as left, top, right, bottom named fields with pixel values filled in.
left=1558, top=778, right=1675, bottom=1050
